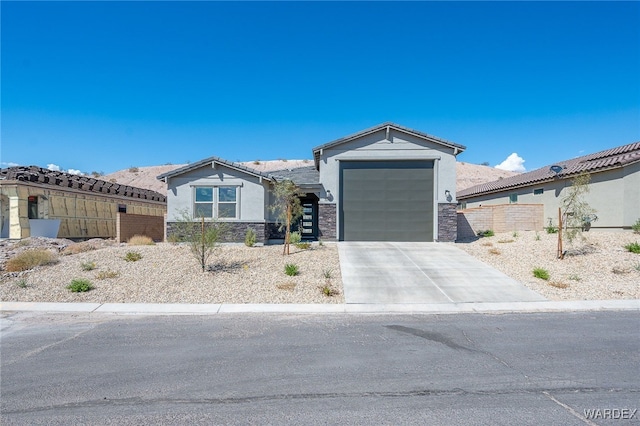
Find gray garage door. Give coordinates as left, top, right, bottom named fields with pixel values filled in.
left=339, top=160, right=434, bottom=241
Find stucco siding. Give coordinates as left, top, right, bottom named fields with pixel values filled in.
left=318, top=128, right=458, bottom=205
left=623, top=161, right=640, bottom=226
left=165, top=163, right=270, bottom=222
left=463, top=167, right=638, bottom=229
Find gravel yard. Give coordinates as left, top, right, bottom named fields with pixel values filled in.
left=453, top=230, right=640, bottom=301
left=1, top=231, right=639, bottom=304
left=0, top=240, right=343, bottom=304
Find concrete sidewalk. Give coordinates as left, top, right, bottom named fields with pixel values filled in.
left=1, top=300, right=638, bottom=315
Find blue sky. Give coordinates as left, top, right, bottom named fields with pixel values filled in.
left=2, top=1, right=639, bottom=175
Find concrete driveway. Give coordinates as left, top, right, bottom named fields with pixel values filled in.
left=338, top=242, right=546, bottom=304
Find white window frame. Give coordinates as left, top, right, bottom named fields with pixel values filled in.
left=192, top=185, right=240, bottom=220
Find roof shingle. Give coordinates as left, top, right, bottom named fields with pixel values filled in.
left=457, top=141, right=640, bottom=199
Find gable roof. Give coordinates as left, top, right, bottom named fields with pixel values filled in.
left=458, top=141, right=640, bottom=199
left=312, top=122, right=467, bottom=169
left=269, top=166, right=320, bottom=186
left=0, top=166, right=166, bottom=202
left=157, top=156, right=275, bottom=182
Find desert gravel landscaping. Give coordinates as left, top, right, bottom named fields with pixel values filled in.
left=454, top=230, right=640, bottom=301
left=0, top=239, right=343, bottom=304
left=1, top=230, right=639, bottom=304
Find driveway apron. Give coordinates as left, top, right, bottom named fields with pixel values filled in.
left=338, top=242, right=546, bottom=304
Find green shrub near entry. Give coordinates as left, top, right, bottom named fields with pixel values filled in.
left=284, top=263, right=299, bottom=276
left=533, top=267, right=550, bottom=280
left=124, top=251, right=142, bottom=262
left=477, top=230, right=495, bottom=237
left=67, top=278, right=94, bottom=292
left=632, top=219, right=640, bottom=234
left=624, top=242, right=640, bottom=254
left=244, top=228, right=257, bottom=247
left=289, top=232, right=302, bottom=245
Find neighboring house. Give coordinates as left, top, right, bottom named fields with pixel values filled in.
left=158, top=122, right=466, bottom=242
left=457, top=142, right=640, bottom=230
left=0, top=166, right=167, bottom=239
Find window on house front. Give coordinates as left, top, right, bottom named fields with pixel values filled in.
left=533, top=188, right=544, bottom=195
left=509, top=194, right=518, bottom=204
left=194, top=186, right=238, bottom=219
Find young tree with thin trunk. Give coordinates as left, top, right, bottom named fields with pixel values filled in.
left=171, top=209, right=226, bottom=271
left=558, top=172, right=597, bottom=258
left=269, top=179, right=304, bottom=255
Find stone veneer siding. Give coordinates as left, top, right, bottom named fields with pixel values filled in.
left=318, top=203, right=337, bottom=241
left=437, top=203, right=457, bottom=242
left=166, top=221, right=268, bottom=243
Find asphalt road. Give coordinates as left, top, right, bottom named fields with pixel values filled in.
left=1, top=311, right=638, bottom=425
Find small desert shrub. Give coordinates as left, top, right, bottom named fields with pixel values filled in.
left=128, top=166, right=139, bottom=173
left=127, top=235, right=155, bottom=246
left=6, top=250, right=58, bottom=272
left=477, top=230, right=495, bottom=237
left=167, top=234, right=180, bottom=244
left=295, top=242, right=311, bottom=250
left=67, top=278, right=94, bottom=292
left=488, top=248, right=501, bottom=255
left=16, top=279, right=28, bottom=288
left=322, top=269, right=333, bottom=279
left=253, top=159, right=261, bottom=165
left=319, top=284, right=339, bottom=297
left=289, top=232, right=302, bottom=245
left=284, top=263, right=299, bottom=276
left=498, top=239, right=515, bottom=244
left=96, top=270, right=120, bottom=280
left=512, top=231, right=519, bottom=238
left=632, top=218, right=640, bottom=234
left=568, top=274, right=581, bottom=281
left=548, top=281, right=569, bottom=289
left=612, top=266, right=630, bottom=275
left=318, top=239, right=324, bottom=246
left=244, top=228, right=257, bottom=247
left=276, top=282, right=296, bottom=291
left=624, top=242, right=640, bottom=254
left=545, top=226, right=558, bottom=234
left=535, top=232, right=541, bottom=241
left=124, top=251, right=142, bottom=262
left=81, top=261, right=96, bottom=271
left=481, top=242, right=493, bottom=247
left=62, top=242, right=95, bottom=255
left=533, top=267, right=550, bottom=280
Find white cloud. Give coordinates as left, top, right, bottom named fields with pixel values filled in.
left=1, top=162, right=20, bottom=167
left=495, top=153, right=526, bottom=173
left=46, top=163, right=84, bottom=175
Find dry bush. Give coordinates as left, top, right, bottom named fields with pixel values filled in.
left=96, top=270, right=120, bottom=280
left=276, top=282, right=296, bottom=291
left=612, top=266, right=631, bottom=275
left=6, top=249, right=58, bottom=272
left=488, top=248, right=501, bottom=255
left=62, top=242, right=95, bottom=256
left=481, top=242, right=493, bottom=247
left=127, top=235, right=155, bottom=246
left=498, top=239, right=515, bottom=244
left=548, top=281, right=569, bottom=289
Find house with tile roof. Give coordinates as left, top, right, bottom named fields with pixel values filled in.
left=158, top=122, right=466, bottom=243
left=457, top=142, right=640, bottom=230
left=0, top=166, right=166, bottom=239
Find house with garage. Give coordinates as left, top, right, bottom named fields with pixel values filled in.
left=457, top=141, right=640, bottom=232
left=0, top=166, right=167, bottom=240
left=158, top=122, right=466, bottom=243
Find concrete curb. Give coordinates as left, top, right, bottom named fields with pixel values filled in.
left=1, top=300, right=638, bottom=315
